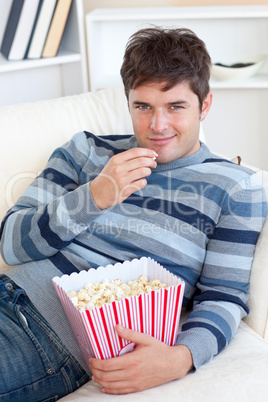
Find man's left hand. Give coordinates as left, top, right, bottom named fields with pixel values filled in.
left=89, top=324, right=193, bottom=395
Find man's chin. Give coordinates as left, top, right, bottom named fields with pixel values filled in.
left=155, top=153, right=177, bottom=164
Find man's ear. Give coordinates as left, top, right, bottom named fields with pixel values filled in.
left=200, top=91, right=213, bottom=122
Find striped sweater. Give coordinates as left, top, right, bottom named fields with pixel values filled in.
left=0, top=132, right=267, bottom=369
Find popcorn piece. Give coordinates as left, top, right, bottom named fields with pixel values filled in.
left=68, top=290, right=77, bottom=298
left=78, top=290, right=86, bottom=301
left=139, top=275, right=148, bottom=282
left=67, top=276, right=169, bottom=311
left=112, top=279, right=121, bottom=286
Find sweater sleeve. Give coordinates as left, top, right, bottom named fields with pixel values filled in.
left=176, top=171, right=267, bottom=369
left=0, top=132, right=104, bottom=265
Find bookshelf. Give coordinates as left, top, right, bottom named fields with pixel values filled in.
left=0, top=0, right=88, bottom=107
left=86, top=6, right=268, bottom=170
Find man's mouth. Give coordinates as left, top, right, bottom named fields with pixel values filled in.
left=149, top=135, right=176, bottom=146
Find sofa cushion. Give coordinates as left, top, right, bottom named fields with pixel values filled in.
left=60, top=321, right=268, bottom=402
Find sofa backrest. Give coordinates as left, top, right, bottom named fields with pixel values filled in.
left=0, top=86, right=132, bottom=226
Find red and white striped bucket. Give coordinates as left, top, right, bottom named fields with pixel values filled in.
left=52, top=257, right=184, bottom=368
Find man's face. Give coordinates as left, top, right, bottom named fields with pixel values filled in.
left=128, top=81, right=212, bottom=164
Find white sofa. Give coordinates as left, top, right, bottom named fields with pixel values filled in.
left=0, top=87, right=267, bottom=402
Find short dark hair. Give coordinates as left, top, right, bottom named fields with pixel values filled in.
left=120, top=27, right=211, bottom=109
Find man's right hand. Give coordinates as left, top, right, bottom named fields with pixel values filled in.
left=89, top=148, right=157, bottom=210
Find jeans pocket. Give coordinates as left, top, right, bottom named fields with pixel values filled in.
left=1, top=281, right=88, bottom=400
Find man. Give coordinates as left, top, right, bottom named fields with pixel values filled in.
left=0, top=27, right=266, bottom=398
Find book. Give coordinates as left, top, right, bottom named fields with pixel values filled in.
left=42, top=0, right=72, bottom=58
left=1, top=0, right=40, bottom=61
left=0, top=0, right=13, bottom=48
left=26, top=0, right=57, bottom=59
left=1, top=0, right=24, bottom=59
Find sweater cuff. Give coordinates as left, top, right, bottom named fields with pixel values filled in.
left=176, top=327, right=218, bottom=369
left=59, top=182, right=105, bottom=232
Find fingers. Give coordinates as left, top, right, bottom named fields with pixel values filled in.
left=109, top=149, right=157, bottom=177
left=88, top=326, right=154, bottom=375
left=89, top=352, right=135, bottom=394
left=115, top=147, right=158, bottom=163
left=88, top=326, right=194, bottom=395
left=115, top=324, right=154, bottom=347
left=91, top=369, right=141, bottom=395
left=90, top=147, right=157, bottom=210
left=94, top=378, right=141, bottom=395
left=89, top=352, right=145, bottom=395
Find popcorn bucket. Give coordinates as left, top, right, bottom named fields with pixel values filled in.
left=52, top=257, right=184, bottom=368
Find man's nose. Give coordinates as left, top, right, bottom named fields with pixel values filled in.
left=150, top=110, right=169, bottom=133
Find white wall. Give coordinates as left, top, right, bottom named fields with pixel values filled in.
left=83, top=2, right=268, bottom=170
left=84, top=0, right=268, bottom=14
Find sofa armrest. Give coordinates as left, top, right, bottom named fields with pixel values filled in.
left=244, top=176, right=268, bottom=341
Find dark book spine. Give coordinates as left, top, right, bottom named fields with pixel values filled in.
left=0, top=0, right=24, bottom=59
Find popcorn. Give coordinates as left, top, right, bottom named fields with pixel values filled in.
left=67, top=275, right=168, bottom=311
left=53, top=257, right=185, bottom=362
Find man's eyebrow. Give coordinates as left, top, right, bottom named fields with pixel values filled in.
left=132, top=100, right=189, bottom=105
left=132, top=100, right=149, bottom=105
left=168, top=100, right=188, bottom=105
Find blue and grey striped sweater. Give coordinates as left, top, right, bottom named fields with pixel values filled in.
left=0, top=132, right=266, bottom=369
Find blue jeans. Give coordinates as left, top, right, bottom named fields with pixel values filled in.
left=0, top=275, right=90, bottom=401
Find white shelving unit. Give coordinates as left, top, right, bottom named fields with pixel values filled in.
left=86, top=6, right=268, bottom=170
left=0, top=0, right=88, bottom=107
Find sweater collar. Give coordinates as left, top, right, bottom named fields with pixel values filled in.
left=129, top=136, right=211, bottom=172
left=152, top=141, right=211, bottom=172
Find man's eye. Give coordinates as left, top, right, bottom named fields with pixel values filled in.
left=171, top=105, right=182, bottom=110
left=138, top=105, right=150, bottom=110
